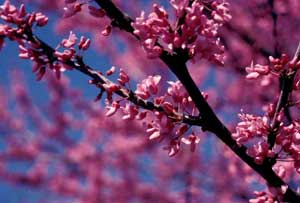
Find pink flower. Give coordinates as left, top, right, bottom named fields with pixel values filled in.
left=146, top=122, right=162, bottom=140
left=0, top=0, right=17, bottom=14
left=246, top=141, right=275, bottom=164
left=249, top=191, right=276, bottom=203
left=101, top=25, right=112, bottom=36
left=135, top=83, right=150, bottom=99
left=164, top=139, right=180, bottom=157
left=211, top=2, right=231, bottom=23
left=136, top=111, right=147, bottom=120
left=78, top=36, right=91, bottom=51
left=274, top=165, right=286, bottom=179
left=176, top=124, right=188, bottom=136
left=106, top=66, right=116, bottom=76
left=181, top=132, right=200, bottom=152
left=147, top=126, right=160, bottom=140
left=269, top=54, right=289, bottom=71
left=61, top=31, right=77, bottom=48
left=143, top=39, right=163, bottom=58
left=55, top=49, right=76, bottom=61
left=18, top=45, right=30, bottom=59
left=117, top=69, right=130, bottom=86
left=35, top=66, right=46, bottom=81
left=135, top=75, right=161, bottom=99
left=146, top=75, right=161, bottom=94
left=0, top=24, right=9, bottom=35
left=121, top=103, right=138, bottom=120
left=170, top=0, right=189, bottom=17
left=162, top=102, right=174, bottom=114
left=167, top=81, right=186, bottom=103
left=245, top=61, right=270, bottom=79
left=35, top=12, right=48, bottom=27
left=232, top=113, right=270, bottom=145
left=105, top=101, right=120, bottom=117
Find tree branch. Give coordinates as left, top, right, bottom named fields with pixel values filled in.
left=93, top=0, right=300, bottom=201
left=13, top=29, right=202, bottom=127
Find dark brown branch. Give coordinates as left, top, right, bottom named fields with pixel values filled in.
left=93, top=0, right=300, bottom=201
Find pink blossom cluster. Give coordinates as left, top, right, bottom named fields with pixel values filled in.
left=232, top=113, right=270, bottom=145
left=238, top=47, right=300, bottom=172
left=135, top=75, right=161, bottom=99
left=246, top=141, right=276, bottom=165
left=245, top=53, right=300, bottom=80
left=232, top=111, right=276, bottom=164
left=0, top=1, right=92, bottom=80
left=233, top=107, right=300, bottom=172
left=0, top=1, right=48, bottom=50
left=55, top=30, right=91, bottom=63
left=27, top=29, right=91, bottom=79
left=102, top=67, right=202, bottom=156
left=277, top=122, right=300, bottom=173
left=132, top=0, right=231, bottom=64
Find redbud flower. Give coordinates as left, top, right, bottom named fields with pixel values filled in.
left=106, top=66, right=116, bottom=76
left=35, top=12, right=48, bottom=27
left=245, top=61, right=270, bottom=79
left=78, top=36, right=90, bottom=51
left=118, top=69, right=130, bottom=86
left=101, top=25, right=112, bottom=36
left=122, top=104, right=138, bottom=120
left=164, top=139, right=180, bottom=157
left=181, top=132, right=200, bottom=152
left=61, top=31, right=77, bottom=48
left=105, top=101, right=120, bottom=117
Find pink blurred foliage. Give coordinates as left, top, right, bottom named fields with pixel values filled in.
left=2, top=0, right=300, bottom=202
